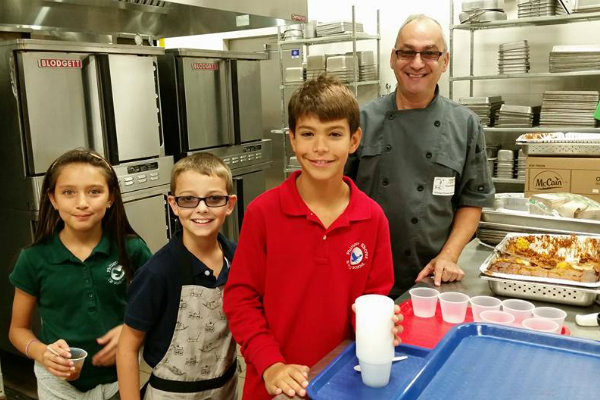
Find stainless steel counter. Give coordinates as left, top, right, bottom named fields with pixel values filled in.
left=396, top=239, right=600, bottom=341
left=274, top=239, right=600, bottom=399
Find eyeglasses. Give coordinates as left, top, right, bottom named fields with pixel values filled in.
left=174, top=195, right=229, bottom=208
left=394, top=49, right=444, bottom=61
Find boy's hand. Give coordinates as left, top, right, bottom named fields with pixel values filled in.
left=93, top=324, right=123, bottom=366
left=263, top=362, right=309, bottom=398
left=351, top=304, right=404, bottom=346
left=393, top=305, right=404, bottom=346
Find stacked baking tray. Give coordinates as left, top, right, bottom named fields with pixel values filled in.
left=518, top=0, right=565, bottom=17
left=316, top=22, right=363, bottom=37
left=498, top=40, right=530, bottom=74
left=494, top=104, right=540, bottom=127
left=345, top=51, right=376, bottom=81
left=573, top=0, right=600, bottom=13
left=516, top=131, right=600, bottom=155
left=459, top=0, right=507, bottom=23
left=306, top=55, right=326, bottom=80
left=458, top=96, right=504, bottom=127
left=326, top=55, right=356, bottom=83
left=539, top=91, right=600, bottom=127
left=549, top=45, right=600, bottom=72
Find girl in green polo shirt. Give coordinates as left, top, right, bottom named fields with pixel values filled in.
left=9, top=149, right=152, bottom=399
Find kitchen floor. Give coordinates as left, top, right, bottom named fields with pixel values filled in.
left=1, top=349, right=246, bottom=399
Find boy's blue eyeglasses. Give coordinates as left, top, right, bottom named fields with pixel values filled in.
left=175, top=195, right=229, bottom=208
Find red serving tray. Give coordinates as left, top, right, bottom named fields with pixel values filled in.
left=398, top=300, right=569, bottom=349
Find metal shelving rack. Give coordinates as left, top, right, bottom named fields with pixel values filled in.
left=448, top=1, right=600, bottom=189
left=276, top=6, right=380, bottom=175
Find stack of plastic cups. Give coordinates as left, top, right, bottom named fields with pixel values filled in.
left=355, top=294, right=395, bottom=388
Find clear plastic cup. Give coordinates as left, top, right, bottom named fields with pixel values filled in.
left=532, top=307, right=567, bottom=330
left=409, top=287, right=440, bottom=318
left=470, top=296, right=502, bottom=322
left=438, top=292, right=470, bottom=324
left=479, top=310, right=515, bottom=325
left=355, top=294, right=394, bottom=388
left=522, top=317, right=561, bottom=334
left=66, top=347, right=88, bottom=381
left=502, top=299, right=535, bottom=324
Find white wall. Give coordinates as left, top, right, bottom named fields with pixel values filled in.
left=163, top=0, right=600, bottom=104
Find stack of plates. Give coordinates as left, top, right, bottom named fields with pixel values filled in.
left=326, top=55, right=356, bottom=83
left=494, top=104, right=540, bottom=127
left=517, top=0, right=563, bottom=17
left=316, top=22, right=363, bottom=37
left=498, top=40, right=530, bottom=74
left=540, top=91, right=600, bottom=127
left=496, top=149, right=515, bottom=179
left=345, top=51, right=377, bottom=81
left=306, top=55, right=326, bottom=80
left=549, top=45, right=600, bottom=72
left=516, top=149, right=527, bottom=180
left=459, top=96, right=504, bottom=127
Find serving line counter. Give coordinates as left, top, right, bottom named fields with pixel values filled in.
left=274, top=238, right=600, bottom=399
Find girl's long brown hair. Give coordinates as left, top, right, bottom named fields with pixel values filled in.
left=34, top=149, right=140, bottom=281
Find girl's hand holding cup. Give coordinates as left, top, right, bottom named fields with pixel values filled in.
left=43, top=339, right=74, bottom=379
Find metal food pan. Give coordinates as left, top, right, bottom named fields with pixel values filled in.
left=482, top=275, right=600, bottom=306
left=520, top=142, right=600, bottom=155
left=480, top=234, right=600, bottom=289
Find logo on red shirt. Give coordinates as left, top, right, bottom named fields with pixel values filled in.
left=346, top=242, right=369, bottom=270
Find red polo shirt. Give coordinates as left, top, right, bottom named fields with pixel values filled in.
left=223, top=171, right=394, bottom=400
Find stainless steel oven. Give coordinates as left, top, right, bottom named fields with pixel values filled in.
left=0, top=39, right=173, bottom=352
left=158, top=48, right=272, bottom=240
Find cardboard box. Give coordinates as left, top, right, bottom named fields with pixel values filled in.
left=525, top=156, right=600, bottom=202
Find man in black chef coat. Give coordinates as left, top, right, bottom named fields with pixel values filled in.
left=345, top=14, right=494, bottom=298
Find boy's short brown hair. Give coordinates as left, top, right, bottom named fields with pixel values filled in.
left=170, top=152, right=233, bottom=194
left=288, top=74, right=360, bottom=133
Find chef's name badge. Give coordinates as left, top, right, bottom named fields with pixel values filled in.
left=432, top=176, right=455, bottom=196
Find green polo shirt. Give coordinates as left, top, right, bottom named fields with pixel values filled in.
left=10, top=233, right=152, bottom=391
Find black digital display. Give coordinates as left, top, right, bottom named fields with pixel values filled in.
left=127, top=162, right=159, bottom=174
left=243, top=144, right=262, bottom=153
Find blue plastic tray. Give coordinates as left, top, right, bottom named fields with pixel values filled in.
left=308, top=323, right=600, bottom=400
left=399, top=323, right=600, bottom=400
left=306, top=343, right=431, bottom=400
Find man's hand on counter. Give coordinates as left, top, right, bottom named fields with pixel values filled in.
left=263, top=362, right=309, bottom=398
left=416, top=256, right=465, bottom=286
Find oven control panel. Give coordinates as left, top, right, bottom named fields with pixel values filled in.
left=114, top=156, right=174, bottom=193
left=192, top=139, right=272, bottom=172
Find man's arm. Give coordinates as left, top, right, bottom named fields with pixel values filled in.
left=415, top=206, right=481, bottom=285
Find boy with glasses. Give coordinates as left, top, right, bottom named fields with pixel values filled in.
left=345, top=14, right=494, bottom=298
left=117, top=152, right=239, bottom=399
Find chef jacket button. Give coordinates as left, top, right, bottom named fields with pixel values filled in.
left=382, top=178, right=389, bottom=186
left=387, top=113, right=395, bottom=120
left=434, top=120, right=441, bottom=127
left=411, top=217, right=419, bottom=224
left=417, top=185, right=424, bottom=192
left=385, top=144, right=392, bottom=152
left=322, top=235, right=327, bottom=240
left=204, top=270, right=210, bottom=276
left=404, top=249, right=411, bottom=256
left=426, top=152, right=432, bottom=159
left=477, top=185, right=484, bottom=191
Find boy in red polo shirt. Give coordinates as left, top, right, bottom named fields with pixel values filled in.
left=223, top=75, right=399, bottom=399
